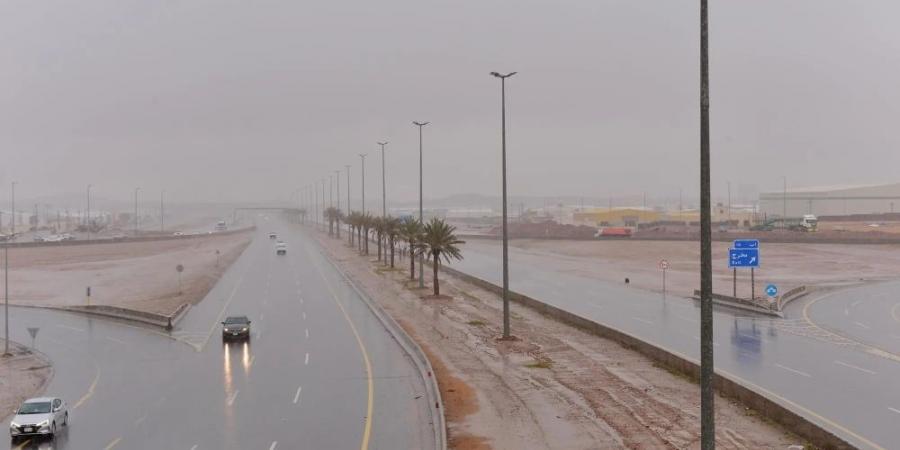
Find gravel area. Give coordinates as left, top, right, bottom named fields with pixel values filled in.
left=0, top=340, right=53, bottom=423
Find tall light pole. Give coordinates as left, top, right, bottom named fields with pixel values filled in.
left=413, top=121, right=429, bottom=289
left=160, top=190, right=165, bottom=233
left=378, top=141, right=389, bottom=217
left=335, top=170, right=342, bottom=238
left=491, top=71, right=516, bottom=339
left=345, top=165, right=352, bottom=239
left=86, top=184, right=93, bottom=240
left=314, top=183, right=319, bottom=228
left=329, top=175, right=334, bottom=209
left=4, top=181, right=16, bottom=356
left=359, top=154, right=367, bottom=215
left=133, top=187, right=141, bottom=237
left=321, top=178, right=327, bottom=230
left=699, top=0, right=715, bottom=448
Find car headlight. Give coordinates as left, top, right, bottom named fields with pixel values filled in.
left=9, top=422, right=18, bottom=428
left=37, top=420, right=49, bottom=428
left=241, top=327, right=248, bottom=331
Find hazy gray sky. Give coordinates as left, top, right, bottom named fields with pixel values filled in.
left=2, top=0, right=899, bottom=206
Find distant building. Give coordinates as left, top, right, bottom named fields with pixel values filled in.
left=759, top=182, right=900, bottom=217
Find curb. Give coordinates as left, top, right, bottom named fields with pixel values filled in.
left=312, top=236, right=447, bottom=450
left=438, top=264, right=859, bottom=450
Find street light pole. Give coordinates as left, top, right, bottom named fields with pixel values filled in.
left=359, top=154, right=367, bottom=216
left=134, top=187, right=141, bottom=237
left=314, top=183, right=319, bottom=228
left=4, top=181, right=16, bottom=356
left=413, top=121, right=429, bottom=289
left=345, top=165, right=352, bottom=239
left=491, top=71, right=516, bottom=339
left=335, top=170, right=342, bottom=238
left=378, top=142, right=389, bottom=217
left=86, top=184, right=93, bottom=240
left=699, top=0, right=715, bottom=448
left=160, top=190, right=165, bottom=233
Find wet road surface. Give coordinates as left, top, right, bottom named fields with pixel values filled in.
left=450, top=241, right=900, bottom=450
left=2, top=219, right=434, bottom=450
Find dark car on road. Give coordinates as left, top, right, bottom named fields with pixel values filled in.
left=221, top=316, right=251, bottom=341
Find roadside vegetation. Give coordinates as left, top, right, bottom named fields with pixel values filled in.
left=320, top=210, right=464, bottom=296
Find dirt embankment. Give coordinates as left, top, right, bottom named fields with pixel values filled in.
left=5, top=230, right=252, bottom=316
left=315, top=232, right=802, bottom=450
left=0, top=341, right=53, bottom=422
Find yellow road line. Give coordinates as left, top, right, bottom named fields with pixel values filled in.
left=104, top=437, right=122, bottom=450
left=13, top=439, right=31, bottom=450
left=73, top=366, right=101, bottom=409
left=306, top=242, right=374, bottom=450
left=891, top=302, right=900, bottom=325
left=803, top=292, right=900, bottom=363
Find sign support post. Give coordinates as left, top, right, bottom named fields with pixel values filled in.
left=733, top=268, right=737, bottom=297
left=751, top=268, right=755, bottom=300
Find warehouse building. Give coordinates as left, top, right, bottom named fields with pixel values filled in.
left=759, top=182, right=900, bottom=217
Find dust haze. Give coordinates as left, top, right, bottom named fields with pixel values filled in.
left=2, top=0, right=899, bottom=208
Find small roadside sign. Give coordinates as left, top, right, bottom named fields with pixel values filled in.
left=766, top=284, right=778, bottom=297
left=27, top=327, right=39, bottom=349
left=733, top=239, right=760, bottom=249
left=658, top=259, right=669, bottom=270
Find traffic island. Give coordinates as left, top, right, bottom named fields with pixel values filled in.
left=0, top=340, right=53, bottom=423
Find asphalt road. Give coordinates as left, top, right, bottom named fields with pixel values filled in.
left=450, top=240, right=900, bottom=450
left=2, top=218, right=434, bottom=450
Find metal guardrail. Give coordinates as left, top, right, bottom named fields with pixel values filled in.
left=315, top=243, right=447, bottom=450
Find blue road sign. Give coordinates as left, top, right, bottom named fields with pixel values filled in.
left=733, top=239, right=760, bottom=249
left=729, top=248, right=760, bottom=268
left=766, top=284, right=778, bottom=297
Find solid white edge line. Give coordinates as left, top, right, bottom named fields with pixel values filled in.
left=888, top=407, right=900, bottom=415
left=632, top=317, right=654, bottom=325
left=293, top=386, right=302, bottom=404
left=304, top=353, right=309, bottom=365
left=269, top=441, right=278, bottom=450
left=227, top=390, right=239, bottom=406
left=853, top=321, right=871, bottom=330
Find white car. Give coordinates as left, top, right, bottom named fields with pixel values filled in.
left=9, top=397, right=68, bottom=440
left=275, top=242, right=287, bottom=255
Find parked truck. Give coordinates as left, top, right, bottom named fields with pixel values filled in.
left=751, top=214, right=818, bottom=232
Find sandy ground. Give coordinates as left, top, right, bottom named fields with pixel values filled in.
left=315, top=233, right=801, bottom=450
left=461, top=238, right=900, bottom=300
left=3, top=232, right=252, bottom=315
left=0, top=340, right=53, bottom=422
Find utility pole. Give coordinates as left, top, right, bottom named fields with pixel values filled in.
left=134, top=187, right=141, bottom=237
left=4, top=181, right=16, bottom=356
left=160, top=190, right=165, bottom=233
left=359, top=154, right=367, bottom=216
left=783, top=176, right=787, bottom=229
left=314, top=183, right=319, bottom=228
left=378, top=141, right=389, bottom=217
left=727, top=181, right=732, bottom=226
left=699, top=0, right=715, bottom=447
left=86, top=184, right=92, bottom=240
left=413, top=121, right=429, bottom=289
left=491, top=70, right=516, bottom=338
left=335, top=170, right=341, bottom=238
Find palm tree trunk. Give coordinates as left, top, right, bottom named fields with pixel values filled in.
left=409, top=240, right=415, bottom=280
left=432, top=252, right=439, bottom=296
left=377, top=233, right=382, bottom=260
left=336, top=219, right=341, bottom=238
left=390, top=237, right=395, bottom=268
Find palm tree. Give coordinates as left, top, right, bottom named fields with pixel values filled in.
left=334, top=209, right=343, bottom=239
left=400, top=217, right=423, bottom=281
left=324, top=207, right=338, bottom=236
left=371, top=216, right=385, bottom=262
left=383, top=216, right=401, bottom=268
left=419, top=218, right=464, bottom=296
left=361, top=213, right=372, bottom=255
left=346, top=211, right=359, bottom=246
